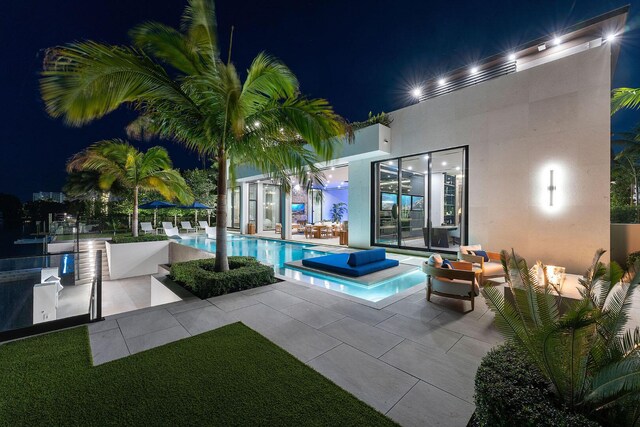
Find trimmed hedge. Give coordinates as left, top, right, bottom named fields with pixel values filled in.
left=170, top=257, right=276, bottom=299
left=611, top=206, right=640, bottom=224
left=110, top=235, right=169, bottom=244
left=474, top=342, right=599, bottom=427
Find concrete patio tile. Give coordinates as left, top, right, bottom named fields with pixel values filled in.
left=116, top=309, right=181, bottom=339
left=380, top=340, right=480, bottom=403
left=387, top=380, right=475, bottom=427
left=241, top=284, right=278, bottom=296
left=327, top=299, right=395, bottom=326
left=232, top=303, right=294, bottom=332
left=252, top=289, right=304, bottom=310
left=174, top=305, right=237, bottom=336
left=296, top=288, right=345, bottom=308
left=384, top=298, right=443, bottom=323
left=320, top=317, right=404, bottom=358
left=279, top=301, right=345, bottom=329
left=376, top=314, right=463, bottom=353
left=208, top=292, right=259, bottom=312
left=87, top=319, right=119, bottom=335
left=166, top=299, right=212, bottom=315
left=448, top=335, right=496, bottom=360
left=89, top=327, right=130, bottom=366
left=272, top=281, right=312, bottom=296
left=308, top=344, right=418, bottom=414
left=430, top=310, right=503, bottom=345
left=260, top=318, right=342, bottom=362
left=125, top=325, right=190, bottom=355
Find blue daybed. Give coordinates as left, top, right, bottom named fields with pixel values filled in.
left=301, top=248, right=399, bottom=277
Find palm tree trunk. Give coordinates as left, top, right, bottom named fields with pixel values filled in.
left=132, top=186, right=139, bottom=237
left=215, top=147, right=229, bottom=272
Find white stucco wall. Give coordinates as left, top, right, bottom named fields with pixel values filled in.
left=105, top=240, right=169, bottom=280
left=352, top=44, right=611, bottom=273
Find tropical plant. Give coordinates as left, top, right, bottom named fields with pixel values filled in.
left=40, top=0, right=351, bottom=271
left=182, top=165, right=218, bottom=212
left=482, top=249, right=640, bottom=426
left=612, top=88, right=640, bottom=115
left=66, top=140, right=193, bottom=236
left=329, top=202, right=347, bottom=223
left=352, top=111, right=393, bottom=130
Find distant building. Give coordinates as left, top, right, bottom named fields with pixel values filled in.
left=33, top=192, right=65, bottom=203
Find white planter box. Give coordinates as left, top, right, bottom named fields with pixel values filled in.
left=105, top=240, right=170, bottom=280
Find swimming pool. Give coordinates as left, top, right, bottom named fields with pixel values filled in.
left=177, top=235, right=425, bottom=302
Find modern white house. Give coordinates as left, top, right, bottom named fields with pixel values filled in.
left=232, top=6, right=628, bottom=274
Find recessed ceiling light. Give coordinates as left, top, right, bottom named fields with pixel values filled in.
left=538, top=43, right=547, bottom=52
left=456, top=166, right=461, bottom=171
left=387, top=161, right=393, bottom=165
left=438, top=78, right=446, bottom=86
left=411, top=87, right=422, bottom=99
left=424, top=154, right=429, bottom=160
left=407, top=166, right=413, bottom=170
left=508, top=53, right=516, bottom=61
left=470, top=66, right=479, bottom=74
left=553, top=36, right=562, bottom=46
left=442, top=161, right=447, bottom=166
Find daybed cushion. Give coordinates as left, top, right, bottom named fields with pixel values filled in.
left=432, top=277, right=480, bottom=297
left=302, top=253, right=399, bottom=277
left=347, top=248, right=387, bottom=267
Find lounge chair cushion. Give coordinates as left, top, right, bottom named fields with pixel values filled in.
left=441, top=259, right=453, bottom=269
left=432, top=277, right=480, bottom=297
left=347, top=248, right=387, bottom=267
left=471, top=250, right=490, bottom=262
left=302, top=253, right=399, bottom=277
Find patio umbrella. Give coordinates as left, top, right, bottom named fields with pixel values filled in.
left=139, top=201, right=176, bottom=227
left=179, top=201, right=211, bottom=224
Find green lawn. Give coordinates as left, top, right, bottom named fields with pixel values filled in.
left=0, top=323, right=396, bottom=426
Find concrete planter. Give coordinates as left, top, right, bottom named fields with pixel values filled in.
left=105, top=240, right=170, bottom=280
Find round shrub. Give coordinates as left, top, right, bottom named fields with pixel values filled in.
left=170, top=256, right=276, bottom=299
left=474, top=342, right=599, bottom=427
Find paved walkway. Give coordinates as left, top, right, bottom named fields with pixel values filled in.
left=88, top=279, right=503, bottom=427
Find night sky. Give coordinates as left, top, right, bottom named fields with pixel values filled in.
left=2, top=0, right=640, bottom=201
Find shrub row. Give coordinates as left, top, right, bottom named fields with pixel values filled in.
left=110, top=235, right=169, bottom=244
left=170, top=257, right=276, bottom=299
left=611, top=206, right=640, bottom=224
left=474, top=342, right=599, bottom=427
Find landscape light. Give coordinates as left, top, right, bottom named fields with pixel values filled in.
left=470, top=66, right=479, bottom=74
left=411, top=87, right=423, bottom=99
left=553, top=36, right=562, bottom=46
left=438, top=78, right=446, bottom=86
left=508, top=53, right=516, bottom=61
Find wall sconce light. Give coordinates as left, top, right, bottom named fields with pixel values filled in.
left=548, top=170, right=556, bottom=206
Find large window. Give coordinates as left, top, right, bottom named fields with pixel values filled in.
left=262, top=184, right=281, bottom=230
left=227, top=186, right=240, bottom=229
left=248, top=183, right=257, bottom=225
left=373, top=147, right=467, bottom=253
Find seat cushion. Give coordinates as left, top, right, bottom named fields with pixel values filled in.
left=460, top=244, right=481, bottom=255
left=482, top=262, right=504, bottom=278
left=432, top=277, right=479, bottom=297
left=347, top=248, right=387, bottom=267
left=471, top=250, right=490, bottom=262
left=303, top=253, right=398, bottom=277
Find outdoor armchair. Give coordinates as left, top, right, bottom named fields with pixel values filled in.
left=458, top=244, right=505, bottom=284
left=422, top=261, right=479, bottom=311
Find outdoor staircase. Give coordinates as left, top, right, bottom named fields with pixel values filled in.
left=76, top=240, right=110, bottom=285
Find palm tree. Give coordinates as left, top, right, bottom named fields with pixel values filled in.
left=483, top=250, right=640, bottom=425
left=67, top=139, right=193, bottom=237
left=612, top=88, right=640, bottom=115
left=41, top=0, right=350, bottom=271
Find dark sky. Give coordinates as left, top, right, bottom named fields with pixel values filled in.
left=2, top=0, right=640, bottom=201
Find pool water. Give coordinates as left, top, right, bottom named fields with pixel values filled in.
left=177, top=235, right=425, bottom=302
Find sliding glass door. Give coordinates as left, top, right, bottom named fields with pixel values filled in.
left=373, top=146, right=467, bottom=253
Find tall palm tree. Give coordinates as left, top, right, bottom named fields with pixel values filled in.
left=67, top=140, right=193, bottom=237
left=41, top=0, right=350, bottom=271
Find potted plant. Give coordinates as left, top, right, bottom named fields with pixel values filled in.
left=329, top=202, right=347, bottom=223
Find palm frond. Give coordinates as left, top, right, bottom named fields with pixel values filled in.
left=181, top=0, right=219, bottom=62
left=612, top=88, right=640, bottom=115
left=586, top=358, right=640, bottom=409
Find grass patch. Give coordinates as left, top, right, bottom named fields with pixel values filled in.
left=0, top=323, right=395, bottom=426
left=110, top=234, right=169, bottom=244
left=171, top=257, right=277, bottom=299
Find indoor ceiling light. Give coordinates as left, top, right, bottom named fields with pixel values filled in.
left=423, top=170, right=428, bottom=174
left=388, top=161, right=393, bottom=165
left=407, top=166, right=413, bottom=170
left=442, top=161, right=447, bottom=166
left=456, top=166, right=461, bottom=171
left=424, top=154, right=429, bottom=160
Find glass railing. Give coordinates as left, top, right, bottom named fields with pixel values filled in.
left=0, top=251, right=102, bottom=341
